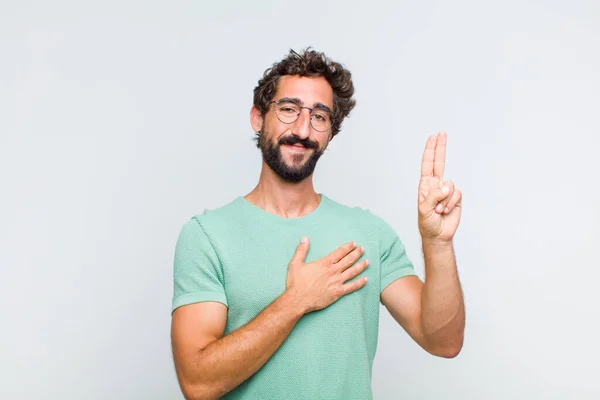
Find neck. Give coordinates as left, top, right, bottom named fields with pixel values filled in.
left=244, top=162, right=321, bottom=218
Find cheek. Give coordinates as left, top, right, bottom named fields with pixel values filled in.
left=318, top=136, right=330, bottom=150
left=264, top=118, right=289, bottom=139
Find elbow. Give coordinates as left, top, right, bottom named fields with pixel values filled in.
left=180, top=383, right=204, bottom=400
left=180, top=379, right=218, bottom=400
left=176, top=362, right=219, bottom=399
left=425, top=335, right=464, bottom=359
left=436, top=343, right=462, bottom=359
left=181, top=388, right=212, bottom=400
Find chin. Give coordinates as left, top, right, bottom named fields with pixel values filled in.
left=280, top=154, right=305, bottom=165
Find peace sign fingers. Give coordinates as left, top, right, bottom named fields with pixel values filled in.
left=420, top=131, right=447, bottom=179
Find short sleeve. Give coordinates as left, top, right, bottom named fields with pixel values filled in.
left=172, top=217, right=228, bottom=313
left=378, top=218, right=417, bottom=296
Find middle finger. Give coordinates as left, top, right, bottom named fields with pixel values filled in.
left=335, top=245, right=365, bottom=272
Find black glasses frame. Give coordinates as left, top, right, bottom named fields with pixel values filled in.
left=269, top=100, right=334, bottom=132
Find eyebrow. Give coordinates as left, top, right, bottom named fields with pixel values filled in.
left=278, top=97, right=332, bottom=113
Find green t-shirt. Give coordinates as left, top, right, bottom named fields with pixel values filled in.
left=172, top=194, right=416, bottom=400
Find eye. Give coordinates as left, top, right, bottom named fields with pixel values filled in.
left=276, top=101, right=300, bottom=114
left=312, top=111, right=329, bottom=122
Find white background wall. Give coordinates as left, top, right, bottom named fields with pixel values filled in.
left=1, top=0, right=599, bottom=399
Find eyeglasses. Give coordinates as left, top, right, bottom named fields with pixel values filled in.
left=270, top=99, right=333, bottom=132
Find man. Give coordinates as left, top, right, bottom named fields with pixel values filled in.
left=170, top=48, right=465, bottom=400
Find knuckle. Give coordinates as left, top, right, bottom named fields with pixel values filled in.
left=350, top=261, right=366, bottom=276
left=347, top=265, right=360, bottom=278
left=330, top=257, right=342, bottom=268
left=324, top=256, right=334, bottom=266
left=329, top=267, right=339, bottom=278
left=356, top=263, right=366, bottom=273
left=325, top=263, right=336, bottom=274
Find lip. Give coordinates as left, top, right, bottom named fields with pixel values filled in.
left=282, top=144, right=309, bottom=152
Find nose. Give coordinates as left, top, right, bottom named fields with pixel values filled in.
left=291, top=108, right=312, bottom=139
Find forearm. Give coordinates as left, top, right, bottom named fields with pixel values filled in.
left=184, top=291, right=306, bottom=400
left=420, top=238, right=465, bottom=357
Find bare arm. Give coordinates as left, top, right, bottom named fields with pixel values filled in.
left=171, top=292, right=305, bottom=400
left=171, top=238, right=369, bottom=400
left=380, top=240, right=464, bottom=358
left=382, top=131, right=465, bottom=358
left=420, top=239, right=464, bottom=354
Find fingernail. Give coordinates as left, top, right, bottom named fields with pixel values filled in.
left=301, top=236, right=308, bottom=243
left=442, top=185, right=449, bottom=194
left=436, top=203, right=443, bottom=212
left=444, top=207, right=449, bottom=213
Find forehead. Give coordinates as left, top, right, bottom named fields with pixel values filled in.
left=274, top=75, right=334, bottom=109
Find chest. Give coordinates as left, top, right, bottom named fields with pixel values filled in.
left=214, top=228, right=382, bottom=333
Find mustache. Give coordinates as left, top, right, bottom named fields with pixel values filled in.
left=278, top=135, right=319, bottom=150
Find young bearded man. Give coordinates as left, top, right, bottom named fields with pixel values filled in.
left=170, top=48, right=465, bottom=400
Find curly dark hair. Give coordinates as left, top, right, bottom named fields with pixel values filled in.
left=253, top=47, right=356, bottom=142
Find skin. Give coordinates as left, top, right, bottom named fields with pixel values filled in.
left=246, top=75, right=335, bottom=216
left=171, top=75, right=465, bottom=400
left=381, top=132, right=465, bottom=358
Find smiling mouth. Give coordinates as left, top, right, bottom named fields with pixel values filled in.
left=283, top=144, right=309, bottom=151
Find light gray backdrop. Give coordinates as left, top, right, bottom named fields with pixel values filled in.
left=1, top=0, right=599, bottom=399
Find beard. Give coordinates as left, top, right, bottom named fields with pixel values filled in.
left=258, top=129, right=325, bottom=183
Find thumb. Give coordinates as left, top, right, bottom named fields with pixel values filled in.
left=290, top=236, right=310, bottom=266
left=423, top=184, right=450, bottom=211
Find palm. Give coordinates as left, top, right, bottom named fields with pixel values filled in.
left=418, top=132, right=462, bottom=241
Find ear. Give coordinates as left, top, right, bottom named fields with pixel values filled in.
left=250, top=106, right=263, bottom=133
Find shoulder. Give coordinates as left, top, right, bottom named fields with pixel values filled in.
left=176, top=197, right=245, bottom=240
left=321, top=194, right=389, bottom=230
left=188, top=196, right=245, bottom=225
left=324, top=197, right=411, bottom=258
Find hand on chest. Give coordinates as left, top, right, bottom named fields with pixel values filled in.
left=220, top=236, right=380, bottom=317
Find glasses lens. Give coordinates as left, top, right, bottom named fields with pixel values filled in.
left=274, top=101, right=332, bottom=132
left=275, top=102, right=300, bottom=123
left=310, top=109, right=332, bottom=132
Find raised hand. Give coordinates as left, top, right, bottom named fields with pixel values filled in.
left=285, top=238, right=369, bottom=314
left=418, top=131, right=463, bottom=242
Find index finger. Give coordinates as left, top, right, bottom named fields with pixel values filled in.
left=326, top=241, right=357, bottom=263
left=433, top=131, right=447, bottom=179
left=420, top=134, right=437, bottom=177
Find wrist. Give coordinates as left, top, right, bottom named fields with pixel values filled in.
left=280, top=289, right=309, bottom=317
left=421, top=236, right=453, bottom=250
left=421, top=235, right=452, bottom=246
